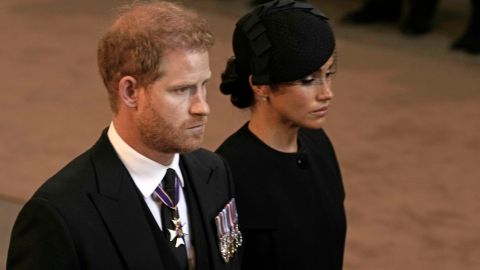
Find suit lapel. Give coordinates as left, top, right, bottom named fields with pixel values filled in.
left=180, top=153, right=223, bottom=270
left=88, top=131, right=169, bottom=270
left=181, top=161, right=209, bottom=269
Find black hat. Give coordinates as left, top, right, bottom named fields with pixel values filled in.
left=232, top=0, right=335, bottom=84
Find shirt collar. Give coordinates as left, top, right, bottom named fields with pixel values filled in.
left=107, top=122, right=184, bottom=198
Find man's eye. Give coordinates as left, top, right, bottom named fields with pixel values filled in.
left=175, top=87, right=190, bottom=94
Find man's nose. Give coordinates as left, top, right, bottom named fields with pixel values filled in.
left=190, top=91, right=210, bottom=116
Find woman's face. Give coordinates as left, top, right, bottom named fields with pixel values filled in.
left=266, top=55, right=336, bottom=129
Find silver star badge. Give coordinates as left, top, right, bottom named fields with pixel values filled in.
left=168, top=218, right=186, bottom=247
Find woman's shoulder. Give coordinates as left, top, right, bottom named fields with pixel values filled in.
left=299, top=128, right=339, bottom=164
left=299, top=128, right=332, bottom=147
left=216, top=123, right=257, bottom=157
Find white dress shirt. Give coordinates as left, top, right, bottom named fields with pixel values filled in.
left=107, top=123, right=192, bottom=256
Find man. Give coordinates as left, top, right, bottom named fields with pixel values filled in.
left=7, top=2, right=241, bottom=270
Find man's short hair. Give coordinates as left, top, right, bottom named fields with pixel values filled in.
left=97, top=1, right=214, bottom=113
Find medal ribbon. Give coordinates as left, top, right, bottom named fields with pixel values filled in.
left=231, top=199, right=239, bottom=223
left=221, top=208, right=230, bottom=235
left=229, top=201, right=241, bottom=228
left=153, top=174, right=180, bottom=209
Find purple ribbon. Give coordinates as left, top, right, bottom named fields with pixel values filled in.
left=153, top=174, right=180, bottom=209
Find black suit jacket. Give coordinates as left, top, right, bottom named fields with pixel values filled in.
left=7, top=130, right=240, bottom=270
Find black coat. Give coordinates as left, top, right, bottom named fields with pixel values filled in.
left=7, top=130, right=240, bottom=270
left=217, top=124, right=346, bottom=270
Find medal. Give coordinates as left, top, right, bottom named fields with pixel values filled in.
left=152, top=173, right=186, bottom=248
left=215, top=198, right=242, bottom=263
left=168, top=217, right=186, bottom=247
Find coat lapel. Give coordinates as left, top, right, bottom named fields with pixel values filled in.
left=87, top=132, right=169, bottom=270
left=180, top=153, right=221, bottom=270
left=181, top=152, right=235, bottom=270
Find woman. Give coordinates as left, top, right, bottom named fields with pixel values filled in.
left=216, top=1, right=346, bottom=269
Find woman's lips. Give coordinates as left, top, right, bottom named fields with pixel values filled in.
left=310, top=106, right=329, bottom=117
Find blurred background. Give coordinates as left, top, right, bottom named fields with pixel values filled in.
left=1, top=0, right=479, bottom=269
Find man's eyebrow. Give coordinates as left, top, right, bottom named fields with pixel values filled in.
left=167, top=77, right=211, bottom=91
left=202, top=77, right=212, bottom=85
left=167, top=83, right=195, bottom=91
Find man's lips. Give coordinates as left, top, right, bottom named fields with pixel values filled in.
left=187, top=121, right=207, bottom=129
left=187, top=122, right=207, bottom=133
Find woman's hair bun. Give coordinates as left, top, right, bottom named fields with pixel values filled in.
left=220, top=57, right=253, bottom=108
left=219, top=57, right=238, bottom=95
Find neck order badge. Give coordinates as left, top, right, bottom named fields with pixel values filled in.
left=153, top=169, right=186, bottom=248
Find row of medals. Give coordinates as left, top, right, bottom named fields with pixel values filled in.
left=219, top=224, right=242, bottom=263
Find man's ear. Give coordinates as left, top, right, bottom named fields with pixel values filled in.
left=248, top=75, right=270, bottom=99
left=118, top=76, right=139, bottom=108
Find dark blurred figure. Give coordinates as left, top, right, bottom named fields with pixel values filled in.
left=250, top=0, right=305, bottom=7
left=343, top=0, right=480, bottom=54
left=342, top=0, right=403, bottom=24
left=451, top=0, right=480, bottom=54
left=343, top=0, right=438, bottom=35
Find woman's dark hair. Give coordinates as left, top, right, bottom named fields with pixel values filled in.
left=220, top=57, right=254, bottom=108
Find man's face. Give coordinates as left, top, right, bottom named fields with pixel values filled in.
left=135, top=49, right=211, bottom=154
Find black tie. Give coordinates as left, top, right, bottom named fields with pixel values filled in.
left=160, top=168, right=188, bottom=269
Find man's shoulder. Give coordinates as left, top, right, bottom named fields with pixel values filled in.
left=184, top=148, right=224, bottom=164
left=33, top=130, right=114, bottom=200
left=33, top=147, right=97, bottom=203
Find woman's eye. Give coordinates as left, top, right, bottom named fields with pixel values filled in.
left=300, top=78, right=315, bottom=85
left=326, top=71, right=336, bottom=78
